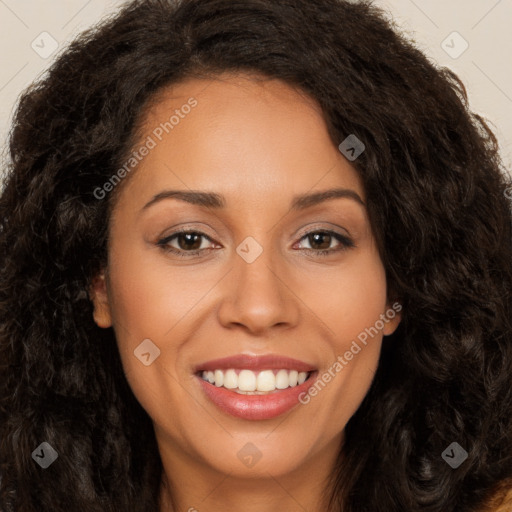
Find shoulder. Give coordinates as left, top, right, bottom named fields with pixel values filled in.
left=480, top=479, right=512, bottom=512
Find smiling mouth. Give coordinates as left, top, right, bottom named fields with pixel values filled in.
left=197, top=368, right=314, bottom=394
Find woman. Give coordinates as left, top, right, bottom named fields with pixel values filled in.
left=1, top=0, right=511, bottom=510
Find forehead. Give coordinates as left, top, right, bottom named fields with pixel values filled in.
left=119, top=73, right=365, bottom=208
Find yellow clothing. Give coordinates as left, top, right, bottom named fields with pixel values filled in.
left=481, top=479, right=512, bottom=511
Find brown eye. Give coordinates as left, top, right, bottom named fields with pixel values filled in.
left=296, top=230, right=355, bottom=256
left=157, top=230, right=216, bottom=257
left=307, top=232, right=333, bottom=250
left=174, top=232, right=203, bottom=251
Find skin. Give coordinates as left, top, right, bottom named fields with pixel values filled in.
left=91, top=73, right=401, bottom=512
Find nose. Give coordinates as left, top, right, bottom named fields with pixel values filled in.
left=216, top=245, right=301, bottom=335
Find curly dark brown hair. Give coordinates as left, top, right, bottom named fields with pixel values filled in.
left=1, top=0, right=512, bottom=511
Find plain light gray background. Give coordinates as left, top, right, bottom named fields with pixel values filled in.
left=1, top=0, right=511, bottom=174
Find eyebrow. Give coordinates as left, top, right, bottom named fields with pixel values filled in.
left=142, top=187, right=365, bottom=211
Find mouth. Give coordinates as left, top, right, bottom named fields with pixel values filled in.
left=197, top=368, right=314, bottom=394
left=194, top=354, right=318, bottom=420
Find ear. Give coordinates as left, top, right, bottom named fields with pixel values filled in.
left=382, top=300, right=402, bottom=336
left=89, top=270, right=113, bottom=328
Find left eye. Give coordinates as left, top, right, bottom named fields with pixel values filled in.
left=295, top=231, right=353, bottom=252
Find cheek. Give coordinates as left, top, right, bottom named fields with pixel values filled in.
left=104, top=237, right=223, bottom=411
left=105, top=256, right=194, bottom=427
left=107, top=238, right=216, bottom=340
left=295, top=248, right=388, bottom=436
left=301, top=248, right=388, bottom=346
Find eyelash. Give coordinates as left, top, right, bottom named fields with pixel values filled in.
left=156, top=228, right=355, bottom=258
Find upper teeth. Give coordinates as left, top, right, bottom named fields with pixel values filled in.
left=201, top=369, right=309, bottom=393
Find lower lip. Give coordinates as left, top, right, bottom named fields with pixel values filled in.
left=196, top=372, right=318, bottom=420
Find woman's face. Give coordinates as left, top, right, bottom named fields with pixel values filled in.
left=92, top=73, right=401, bottom=482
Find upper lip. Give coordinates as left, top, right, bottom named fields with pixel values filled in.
left=194, top=354, right=317, bottom=373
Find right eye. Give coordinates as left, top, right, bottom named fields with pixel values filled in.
left=157, top=230, right=219, bottom=257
